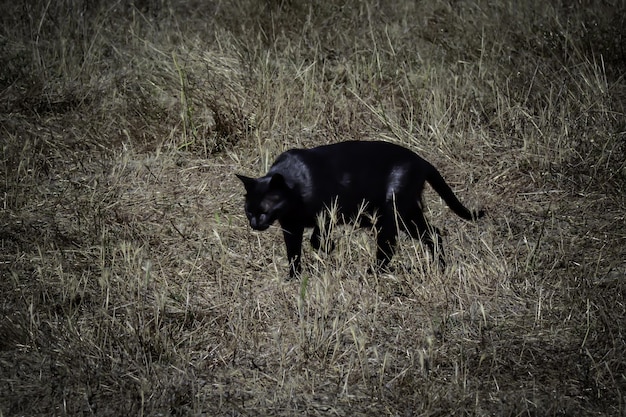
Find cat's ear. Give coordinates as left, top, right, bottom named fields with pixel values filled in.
left=269, top=173, right=288, bottom=189
left=236, top=174, right=256, bottom=191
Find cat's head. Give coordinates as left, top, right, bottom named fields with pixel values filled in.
left=236, top=173, right=291, bottom=231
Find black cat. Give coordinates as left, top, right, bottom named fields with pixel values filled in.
left=236, top=140, right=484, bottom=279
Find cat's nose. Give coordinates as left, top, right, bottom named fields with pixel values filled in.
left=250, top=218, right=270, bottom=231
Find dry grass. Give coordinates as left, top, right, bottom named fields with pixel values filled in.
left=1, top=0, right=625, bottom=415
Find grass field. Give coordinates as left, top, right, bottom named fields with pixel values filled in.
left=1, top=0, right=625, bottom=415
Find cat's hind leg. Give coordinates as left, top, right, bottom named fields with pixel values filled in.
left=374, top=206, right=399, bottom=271
left=405, top=210, right=446, bottom=268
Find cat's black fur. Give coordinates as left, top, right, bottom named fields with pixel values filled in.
left=236, top=140, right=484, bottom=279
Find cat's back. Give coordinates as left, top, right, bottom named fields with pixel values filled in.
left=311, top=140, right=411, bottom=157
left=270, top=140, right=420, bottom=187
left=276, top=140, right=414, bottom=163
left=308, top=140, right=418, bottom=173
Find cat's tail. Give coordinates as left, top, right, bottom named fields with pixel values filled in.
left=425, top=163, right=485, bottom=221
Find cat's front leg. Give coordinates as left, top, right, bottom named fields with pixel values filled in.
left=281, top=224, right=304, bottom=279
